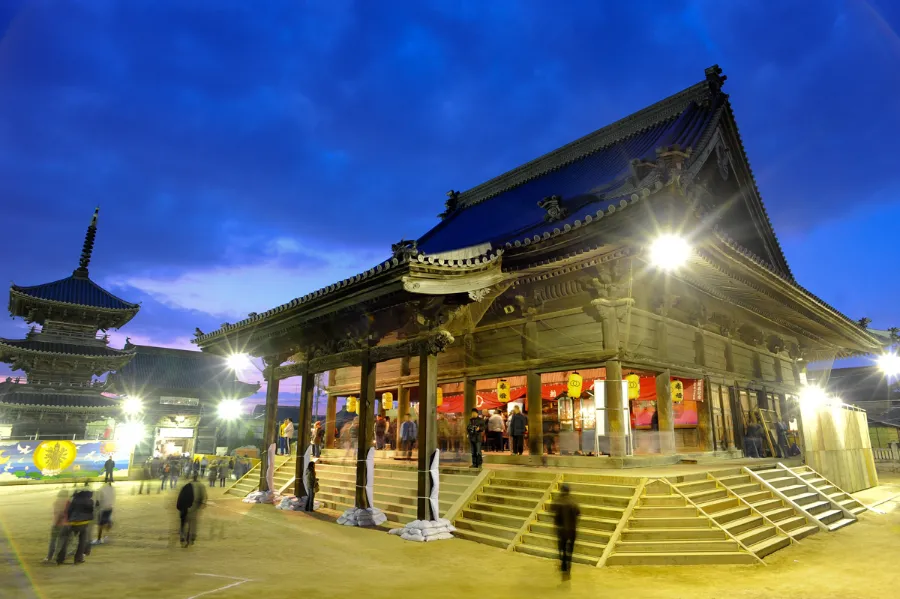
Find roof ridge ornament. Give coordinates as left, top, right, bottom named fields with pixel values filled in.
left=73, top=207, right=99, bottom=278
left=391, top=239, right=418, bottom=261
left=537, top=195, right=567, bottom=222
left=705, top=64, right=727, bottom=95
left=439, top=190, right=461, bottom=219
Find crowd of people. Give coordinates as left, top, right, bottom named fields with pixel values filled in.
left=136, top=454, right=253, bottom=494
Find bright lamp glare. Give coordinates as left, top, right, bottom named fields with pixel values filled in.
left=650, top=234, right=691, bottom=271
left=798, top=386, right=829, bottom=408
left=122, top=397, right=143, bottom=415
left=218, top=399, right=243, bottom=420
left=226, top=353, right=253, bottom=371
left=115, top=421, right=146, bottom=446
left=877, top=353, right=900, bottom=378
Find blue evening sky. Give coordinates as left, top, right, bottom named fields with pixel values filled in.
left=0, top=1, right=898, bottom=401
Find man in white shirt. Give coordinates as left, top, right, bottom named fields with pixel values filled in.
left=487, top=411, right=505, bottom=452
left=93, top=482, right=115, bottom=544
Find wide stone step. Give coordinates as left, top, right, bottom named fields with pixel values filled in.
left=742, top=490, right=772, bottom=504
left=633, top=506, right=698, bottom=518
left=606, top=551, right=757, bottom=566
left=499, top=471, right=560, bottom=481
left=454, top=527, right=510, bottom=549
left=477, top=492, right=540, bottom=509
left=728, top=482, right=760, bottom=495
left=804, top=500, right=830, bottom=515
left=462, top=508, right=528, bottom=529
left=639, top=495, right=684, bottom=507
left=764, top=507, right=796, bottom=522
left=717, top=474, right=752, bottom=486
left=754, top=468, right=784, bottom=480
left=688, top=488, right=728, bottom=504
left=777, top=515, right=808, bottom=532
left=675, top=479, right=717, bottom=493
left=697, top=497, right=739, bottom=514
left=529, top=521, right=611, bottom=546
left=492, top=477, right=552, bottom=490
left=790, top=524, right=819, bottom=540
left=725, top=515, right=765, bottom=536
left=750, top=534, right=790, bottom=558
left=736, top=524, right=776, bottom=546
left=850, top=506, right=867, bottom=516
left=792, top=492, right=819, bottom=506
left=713, top=505, right=751, bottom=525
left=621, top=528, right=726, bottom=542
left=778, top=483, right=808, bottom=496
left=578, top=504, right=626, bottom=521
left=751, top=497, right=782, bottom=513
left=564, top=481, right=636, bottom=497
left=817, top=509, right=843, bottom=525
left=615, top=540, right=740, bottom=553
left=553, top=491, right=630, bottom=508
left=521, top=532, right=606, bottom=557
left=827, top=517, right=855, bottom=531
left=514, top=543, right=596, bottom=565
left=629, top=517, right=712, bottom=529
left=455, top=517, right=519, bottom=540
left=536, top=512, right=618, bottom=532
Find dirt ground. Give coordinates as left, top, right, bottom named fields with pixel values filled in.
left=1, top=474, right=899, bottom=599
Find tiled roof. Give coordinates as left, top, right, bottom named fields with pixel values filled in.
left=418, top=98, right=719, bottom=254
left=110, top=345, right=258, bottom=395
left=0, top=338, right=133, bottom=357
left=0, top=384, right=121, bottom=410
left=11, top=275, right=138, bottom=311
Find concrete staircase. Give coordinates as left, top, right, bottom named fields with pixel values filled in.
left=224, top=455, right=293, bottom=497
left=315, top=459, right=475, bottom=525
left=605, top=479, right=758, bottom=565
left=748, top=465, right=857, bottom=532
left=789, top=465, right=867, bottom=516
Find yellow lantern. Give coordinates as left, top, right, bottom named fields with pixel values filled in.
left=671, top=380, right=684, bottom=404
left=567, top=371, right=583, bottom=398
left=346, top=396, right=357, bottom=413
left=497, top=379, right=510, bottom=402
left=436, top=387, right=443, bottom=407
left=381, top=392, right=393, bottom=411
left=625, top=374, right=641, bottom=400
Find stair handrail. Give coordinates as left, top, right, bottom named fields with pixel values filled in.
left=666, top=479, right=765, bottom=565
left=706, top=472, right=797, bottom=544
left=507, top=473, right=564, bottom=552
left=744, top=467, right=827, bottom=532
left=791, top=464, right=877, bottom=514
left=774, top=463, right=857, bottom=522
left=226, top=462, right=260, bottom=495
left=596, top=477, right=647, bottom=568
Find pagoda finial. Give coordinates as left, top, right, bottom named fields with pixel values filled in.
left=73, top=207, right=99, bottom=278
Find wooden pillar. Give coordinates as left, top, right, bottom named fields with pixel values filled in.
left=656, top=321, right=669, bottom=361
left=417, top=348, right=438, bottom=520
left=605, top=359, right=626, bottom=457
left=260, top=361, right=280, bottom=492
left=773, top=356, right=784, bottom=383
left=698, top=377, right=714, bottom=451
left=355, top=351, right=376, bottom=508
left=324, top=395, right=337, bottom=449
left=294, top=367, right=315, bottom=496
left=463, top=377, right=476, bottom=417
left=398, top=386, right=411, bottom=421
left=694, top=331, right=706, bottom=367
left=656, top=370, right=675, bottom=454
left=526, top=370, right=543, bottom=455
left=724, top=339, right=735, bottom=372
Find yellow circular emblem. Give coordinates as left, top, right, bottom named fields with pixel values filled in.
left=33, top=440, right=78, bottom=476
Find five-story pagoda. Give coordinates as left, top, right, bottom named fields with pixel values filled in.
left=0, top=208, right=139, bottom=438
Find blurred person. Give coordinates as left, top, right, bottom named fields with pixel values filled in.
left=375, top=414, right=387, bottom=450
left=169, top=458, right=179, bottom=489
left=192, top=458, right=200, bottom=477
left=284, top=418, right=295, bottom=455
left=56, top=482, right=94, bottom=565
left=43, top=488, right=69, bottom=563
left=207, top=461, right=218, bottom=486
left=509, top=405, right=528, bottom=456
left=400, top=413, right=417, bottom=459
left=340, top=420, right=352, bottom=456
left=160, top=461, right=171, bottom=492
left=176, top=474, right=207, bottom=547
left=313, top=421, right=325, bottom=457
left=200, top=456, right=208, bottom=477
left=467, top=408, right=486, bottom=468
left=93, top=482, right=115, bottom=544
left=437, top=413, right=450, bottom=452
left=387, top=416, right=397, bottom=451
left=552, top=484, right=580, bottom=581
left=350, top=416, right=360, bottom=455
left=218, top=459, right=229, bottom=487
left=775, top=417, right=790, bottom=459
left=102, top=456, right=115, bottom=483
left=304, top=459, right=319, bottom=512
left=487, top=410, right=504, bottom=452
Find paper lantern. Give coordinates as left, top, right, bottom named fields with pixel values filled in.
left=346, top=396, right=357, bottom=413
left=436, top=387, right=443, bottom=407
left=671, top=380, right=684, bottom=404
left=625, top=374, right=641, bottom=400
left=381, top=392, right=393, bottom=411
left=567, top=371, right=583, bottom=398
left=497, top=379, right=510, bottom=402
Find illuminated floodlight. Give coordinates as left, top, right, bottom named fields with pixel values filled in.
left=122, top=396, right=143, bottom=415
left=798, top=385, right=829, bottom=408
left=877, top=353, right=900, bottom=378
left=115, top=421, right=146, bottom=447
left=649, top=234, right=691, bottom=271
left=226, top=353, right=254, bottom=371
left=218, top=399, right=243, bottom=420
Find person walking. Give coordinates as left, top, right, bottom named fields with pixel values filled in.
left=509, top=405, right=528, bottom=456
left=487, top=410, right=504, bottom=452
left=93, top=482, right=115, bottom=545
left=176, top=474, right=207, bottom=547
left=102, top=456, right=115, bottom=483
left=312, top=421, right=325, bottom=457
left=552, top=484, right=580, bottom=581
left=192, top=458, right=200, bottom=477
left=400, top=413, right=418, bottom=459
left=160, top=461, right=171, bottom=492
left=218, top=459, right=229, bottom=487
left=44, top=488, right=69, bottom=562
left=387, top=416, right=397, bottom=451
left=200, top=456, right=208, bottom=477
left=467, top=408, right=486, bottom=468
left=56, top=482, right=94, bottom=565
left=284, top=418, right=295, bottom=455
left=207, top=461, right=218, bottom=487
left=775, top=418, right=790, bottom=459
left=169, top=459, right=179, bottom=490
left=304, top=459, right=319, bottom=512
left=375, top=414, right=387, bottom=450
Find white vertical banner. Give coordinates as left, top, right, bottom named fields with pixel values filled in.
left=266, top=443, right=276, bottom=494
left=429, top=449, right=441, bottom=519
left=621, top=381, right=633, bottom=456
left=302, top=445, right=312, bottom=496
left=593, top=379, right=605, bottom=455
left=365, top=446, right=375, bottom=508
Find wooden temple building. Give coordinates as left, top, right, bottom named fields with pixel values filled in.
left=193, top=66, right=882, bottom=520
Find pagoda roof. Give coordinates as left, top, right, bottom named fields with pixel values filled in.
left=109, top=344, right=259, bottom=397
left=0, top=382, right=121, bottom=412
left=11, top=275, right=138, bottom=311
left=0, top=338, right=134, bottom=358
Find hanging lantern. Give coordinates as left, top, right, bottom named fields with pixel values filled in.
left=567, top=371, right=583, bottom=398
left=671, top=380, right=684, bottom=404
left=381, top=392, right=393, bottom=411
left=346, top=396, right=357, bottom=413
left=625, top=374, right=641, bottom=400
left=436, top=387, right=443, bottom=407
left=497, top=379, right=510, bottom=402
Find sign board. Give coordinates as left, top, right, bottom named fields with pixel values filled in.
left=158, top=427, right=194, bottom=439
